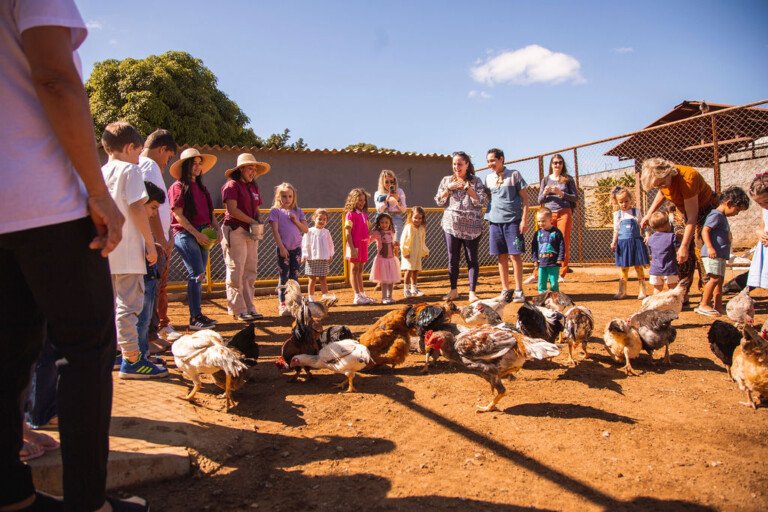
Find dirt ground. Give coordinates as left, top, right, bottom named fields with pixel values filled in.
left=126, top=268, right=768, bottom=511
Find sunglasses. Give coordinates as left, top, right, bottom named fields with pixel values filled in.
left=552, top=161, right=564, bottom=165
left=385, top=179, right=395, bottom=184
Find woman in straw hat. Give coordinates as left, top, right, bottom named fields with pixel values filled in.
left=168, top=148, right=220, bottom=330
left=221, top=153, right=270, bottom=322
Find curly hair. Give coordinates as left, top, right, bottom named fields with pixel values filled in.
left=749, top=172, right=768, bottom=199
left=609, top=185, right=634, bottom=210
left=373, top=212, right=394, bottom=233
left=717, top=186, right=750, bottom=210
left=640, top=157, right=679, bottom=191
left=344, top=188, right=369, bottom=212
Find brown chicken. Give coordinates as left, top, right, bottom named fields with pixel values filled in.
left=731, top=325, right=768, bottom=409
left=359, top=302, right=457, bottom=369
left=274, top=303, right=324, bottom=381
left=603, top=319, right=643, bottom=376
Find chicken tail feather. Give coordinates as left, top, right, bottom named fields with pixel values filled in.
left=522, top=338, right=561, bottom=360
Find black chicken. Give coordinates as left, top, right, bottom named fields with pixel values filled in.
left=708, top=320, right=742, bottom=379
left=275, top=303, right=323, bottom=381
left=319, top=325, right=355, bottom=348
left=212, top=323, right=260, bottom=391
left=515, top=301, right=565, bottom=344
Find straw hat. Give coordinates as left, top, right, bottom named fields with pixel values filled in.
left=169, top=148, right=217, bottom=180
left=224, top=153, right=271, bottom=179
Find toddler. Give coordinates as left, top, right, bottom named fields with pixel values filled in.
left=531, top=208, right=565, bottom=293
left=370, top=213, right=401, bottom=304
left=301, top=208, right=336, bottom=303
left=646, top=212, right=679, bottom=293
left=268, top=182, right=308, bottom=316
left=345, top=188, right=374, bottom=305
left=696, top=186, right=750, bottom=316
left=610, top=186, right=650, bottom=299
left=400, top=206, right=429, bottom=298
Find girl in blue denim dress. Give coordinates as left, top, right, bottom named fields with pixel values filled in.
left=610, top=186, right=649, bottom=299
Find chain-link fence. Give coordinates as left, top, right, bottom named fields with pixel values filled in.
left=168, top=99, right=768, bottom=289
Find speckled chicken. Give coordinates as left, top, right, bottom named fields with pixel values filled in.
left=515, top=301, right=565, bottom=344
left=726, top=288, right=755, bottom=327
left=563, top=306, right=594, bottom=365
left=603, top=319, right=643, bottom=376
left=460, top=291, right=514, bottom=326
left=275, top=303, right=323, bottom=381
left=731, top=325, right=768, bottom=409
left=283, top=279, right=335, bottom=322
left=423, top=326, right=559, bottom=412
left=627, top=309, right=678, bottom=364
left=708, top=320, right=741, bottom=379
left=533, top=290, right=575, bottom=313
left=639, top=277, right=690, bottom=315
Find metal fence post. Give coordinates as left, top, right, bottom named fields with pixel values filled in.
left=711, top=115, right=721, bottom=194
left=341, top=216, right=349, bottom=284
left=573, top=147, right=584, bottom=263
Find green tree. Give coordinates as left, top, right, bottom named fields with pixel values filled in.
left=263, top=128, right=307, bottom=150
left=86, top=51, right=304, bottom=148
left=587, top=172, right=637, bottom=228
left=343, top=142, right=397, bottom=152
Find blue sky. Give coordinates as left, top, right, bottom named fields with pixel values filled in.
left=76, top=0, right=767, bottom=164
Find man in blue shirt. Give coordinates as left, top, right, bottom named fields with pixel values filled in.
left=484, top=148, right=528, bottom=302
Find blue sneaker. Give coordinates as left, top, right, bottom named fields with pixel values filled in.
left=119, top=355, right=169, bottom=379
left=114, top=353, right=122, bottom=371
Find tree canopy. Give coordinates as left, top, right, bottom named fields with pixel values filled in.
left=86, top=51, right=304, bottom=149
left=343, top=142, right=398, bottom=152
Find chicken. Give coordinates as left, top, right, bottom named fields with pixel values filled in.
left=319, top=325, right=354, bottom=348
left=627, top=309, right=677, bottom=364
left=289, top=339, right=372, bottom=392
left=421, top=322, right=466, bottom=373
left=708, top=320, right=742, bottom=379
left=423, top=326, right=559, bottom=412
left=282, top=279, right=334, bottom=322
left=562, top=306, right=594, bottom=365
left=532, top=291, right=575, bottom=313
left=726, top=288, right=755, bottom=327
left=460, top=301, right=504, bottom=326
left=515, top=301, right=565, bottom=344
left=212, top=323, right=259, bottom=392
left=639, top=277, right=690, bottom=315
left=274, top=303, right=324, bottom=381
left=460, top=291, right=513, bottom=326
left=731, top=325, right=768, bottom=409
left=359, top=302, right=457, bottom=369
left=603, top=319, right=643, bottom=376
left=171, top=330, right=248, bottom=410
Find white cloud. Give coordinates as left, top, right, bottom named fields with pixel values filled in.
left=470, top=44, right=584, bottom=86
left=468, top=90, right=492, bottom=100
left=613, top=47, right=634, bottom=54
left=86, top=20, right=103, bottom=30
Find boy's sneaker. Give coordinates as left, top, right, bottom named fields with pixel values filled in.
left=237, top=313, right=255, bottom=322
left=199, top=314, right=217, bottom=325
left=119, top=355, right=169, bottom=379
left=247, top=310, right=264, bottom=320
left=512, top=290, right=525, bottom=303
left=189, top=315, right=215, bottom=331
left=411, top=288, right=425, bottom=297
left=114, top=353, right=122, bottom=371
left=106, top=495, right=150, bottom=512
left=158, top=324, right=182, bottom=342
left=523, top=275, right=537, bottom=284
left=361, top=294, right=376, bottom=304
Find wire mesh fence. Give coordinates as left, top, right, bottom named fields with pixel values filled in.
left=168, top=99, right=768, bottom=290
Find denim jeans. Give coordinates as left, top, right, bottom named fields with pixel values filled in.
left=137, top=276, right=157, bottom=357
left=277, top=247, right=302, bottom=302
left=24, top=336, right=58, bottom=430
left=1, top=217, right=114, bottom=510
left=174, top=229, right=209, bottom=319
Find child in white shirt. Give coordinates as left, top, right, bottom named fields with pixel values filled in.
left=301, top=208, right=335, bottom=302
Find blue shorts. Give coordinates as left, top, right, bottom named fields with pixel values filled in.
left=489, top=222, right=525, bottom=256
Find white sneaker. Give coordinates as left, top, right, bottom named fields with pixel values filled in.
left=158, top=325, right=182, bottom=342
left=558, top=276, right=565, bottom=283
left=362, top=295, right=377, bottom=304
left=512, top=290, right=525, bottom=303
left=382, top=298, right=394, bottom=305
left=403, top=288, right=413, bottom=298
left=523, top=275, right=537, bottom=285
left=412, top=288, right=425, bottom=297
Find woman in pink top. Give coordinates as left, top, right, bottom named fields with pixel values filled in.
left=168, top=148, right=220, bottom=331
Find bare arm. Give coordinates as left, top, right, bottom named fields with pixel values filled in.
left=129, top=201, right=157, bottom=265
left=701, top=225, right=716, bottom=256
left=677, top=196, right=699, bottom=263
left=640, top=191, right=666, bottom=229
left=520, top=185, right=529, bottom=233
left=21, top=26, right=123, bottom=256
left=224, top=199, right=258, bottom=225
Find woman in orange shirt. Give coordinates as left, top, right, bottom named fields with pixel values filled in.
left=639, top=157, right=716, bottom=301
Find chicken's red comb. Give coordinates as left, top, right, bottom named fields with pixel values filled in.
left=274, top=357, right=288, bottom=370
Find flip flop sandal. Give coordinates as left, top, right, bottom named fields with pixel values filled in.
left=20, top=441, right=45, bottom=462
left=694, top=307, right=721, bottom=317
left=25, top=430, right=60, bottom=451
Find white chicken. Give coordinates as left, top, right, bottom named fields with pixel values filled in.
left=460, top=290, right=514, bottom=326
left=289, top=339, right=372, bottom=392
left=726, top=287, right=755, bottom=327
left=639, top=277, right=690, bottom=315
left=171, top=330, right=248, bottom=410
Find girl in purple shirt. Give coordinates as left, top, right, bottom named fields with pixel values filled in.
left=268, top=182, right=308, bottom=316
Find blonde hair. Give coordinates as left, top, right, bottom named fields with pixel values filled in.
left=609, top=186, right=634, bottom=210
left=641, top=157, right=679, bottom=192
left=537, top=207, right=552, bottom=219
left=272, top=182, right=298, bottom=210
left=649, top=211, right=670, bottom=231
left=377, top=170, right=399, bottom=194
left=344, top=188, right=369, bottom=212
left=312, top=208, right=328, bottom=223
left=405, top=206, right=427, bottom=228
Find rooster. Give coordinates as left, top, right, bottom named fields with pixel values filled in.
left=562, top=306, right=594, bottom=365
left=289, top=339, right=372, bottom=392
left=212, top=323, right=259, bottom=392
left=171, top=330, right=248, bottom=410
left=726, top=288, right=755, bottom=327
left=275, top=302, right=324, bottom=381
left=639, top=277, right=690, bottom=315
left=282, top=279, right=335, bottom=322
left=423, top=326, right=559, bottom=412
left=319, top=325, right=354, bottom=348
left=460, top=291, right=514, bottom=326
left=627, top=309, right=677, bottom=364
left=515, top=301, right=565, bottom=345
left=731, top=325, right=768, bottom=409
left=421, top=322, right=467, bottom=373
left=708, top=320, right=741, bottom=379
left=532, top=290, right=575, bottom=313
left=603, top=319, right=643, bottom=376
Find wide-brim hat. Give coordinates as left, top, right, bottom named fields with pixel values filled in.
left=224, top=153, right=271, bottom=179
left=169, top=148, right=217, bottom=180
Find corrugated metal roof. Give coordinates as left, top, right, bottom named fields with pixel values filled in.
left=185, top=144, right=450, bottom=159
